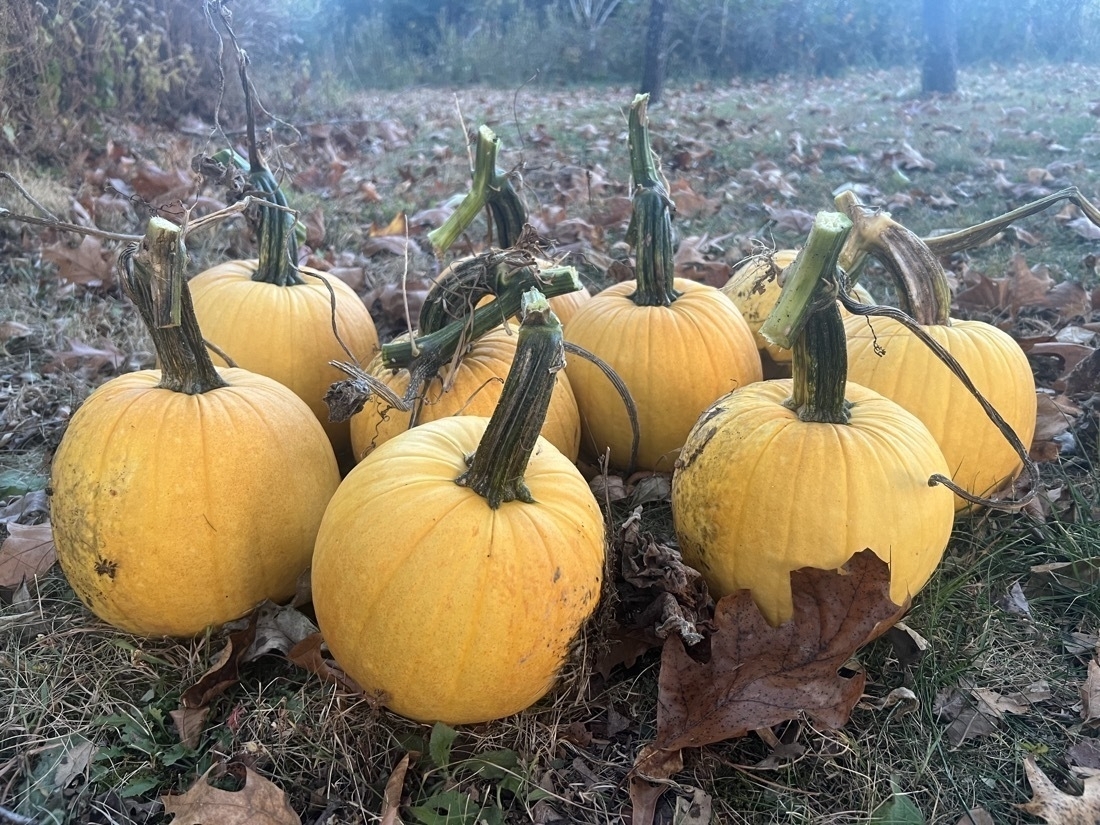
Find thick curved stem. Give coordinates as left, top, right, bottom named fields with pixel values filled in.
left=456, top=290, right=564, bottom=508
left=759, top=211, right=853, bottom=424
left=384, top=266, right=582, bottom=370
left=835, top=190, right=950, bottom=326
left=120, top=217, right=228, bottom=395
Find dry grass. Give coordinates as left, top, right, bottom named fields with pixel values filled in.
left=2, top=62, right=1100, bottom=824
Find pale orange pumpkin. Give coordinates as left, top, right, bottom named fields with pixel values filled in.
left=350, top=324, right=581, bottom=463
left=838, top=196, right=1037, bottom=510
left=673, top=213, right=954, bottom=626
left=564, top=95, right=761, bottom=472
left=313, top=292, right=604, bottom=724
left=52, top=219, right=340, bottom=637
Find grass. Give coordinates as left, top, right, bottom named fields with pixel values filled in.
left=2, top=61, right=1100, bottom=823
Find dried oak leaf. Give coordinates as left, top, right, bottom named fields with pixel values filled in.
left=161, top=764, right=300, bottom=825
left=654, top=549, right=902, bottom=753
left=42, top=235, right=116, bottom=288
left=628, top=745, right=684, bottom=825
left=1019, top=757, right=1100, bottom=824
left=0, top=522, right=57, bottom=587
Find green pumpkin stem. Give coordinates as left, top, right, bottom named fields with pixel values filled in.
left=384, top=265, right=582, bottom=370
left=626, top=94, right=679, bottom=307
left=120, top=217, right=229, bottom=395
left=428, top=125, right=504, bottom=256
left=835, top=190, right=949, bottom=326
left=456, top=290, right=563, bottom=508
left=761, top=211, right=853, bottom=424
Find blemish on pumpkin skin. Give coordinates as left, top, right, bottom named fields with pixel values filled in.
left=94, top=558, right=118, bottom=579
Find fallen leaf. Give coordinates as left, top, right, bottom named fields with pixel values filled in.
left=180, top=616, right=259, bottom=711
left=45, top=339, right=126, bottom=375
left=0, top=320, right=33, bottom=342
left=286, top=632, right=363, bottom=694
left=869, top=779, right=926, bottom=823
left=1082, top=660, right=1100, bottom=728
left=0, top=523, right=57, bottom=586
left=628, top=745, right=683, bottom=825
left=956, top=807, right=994, bottom=825
left=934, top=686, right=999, bottom=747
left=1069, top=739, right=1100, bottom=770
left=131, top=160, right=193, bottom=203
left=1019, top=756, right=1100, bottom=823
left=997, top=581, right=1031, bottom=617
left=42, top=236, right=116, bottom=288
left=671, top=787, right=712, bottom=825
left=654, top=550, right=902, bottom=753
left=302, top=205, right=325, bottom=248
left=161, top=764, right=301, bottom=825
left=0, top=489, right=50, bottom=524
left=370, top=212, right=410, bottom=237
left=381, top=753, right=412, bottom=825
left=169, top=707, right=210, bottom=751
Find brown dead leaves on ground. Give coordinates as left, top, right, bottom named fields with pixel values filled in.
left=628, top=551, right=904, bottom=824
left=162, top=762, right=300, bottom=825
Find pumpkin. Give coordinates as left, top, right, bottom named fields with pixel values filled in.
left=51, top=219, right=341, bottom=637
left=349, top=323, right=581, bottom=462
left=837, top=194, right=1037, bottom=511
left=312, top=291, right=605, bottom=724
left=672, top=212, right=954, bottom=626
left=564, top=95, right=761, bottom=472
left=722, top=248, right=874, bottom=372
left=189, top=155, right=379, bottom=461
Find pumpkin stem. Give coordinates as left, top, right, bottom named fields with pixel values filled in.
left=761, top=211, right=853, bottom=424
left=456, top=290, right=563, bottom=508
left=428, top=125, right=505, bottom=257
left=626, top=94, right=679, bottom=308
left=119, top=217, right=229, bottom=395
left=383, top=264, right=582, bottom=370
left=418, top=241, right=546, bottom=336
left=834, top=190, right=949, bottom=326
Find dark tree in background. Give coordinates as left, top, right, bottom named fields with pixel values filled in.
left=639, top=0, right=666, bottom=105
left=921, top=0, right=957, bottom=95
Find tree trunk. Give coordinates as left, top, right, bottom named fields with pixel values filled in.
left=921, top=0, right=957, bottom=95
left=640, top=0, right=666, bottom=105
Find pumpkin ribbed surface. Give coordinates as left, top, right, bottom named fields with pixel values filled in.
left=563, top=278, right=762, bottom=472
left=349, top=326, right=580, bottom=463
left=189, top=260, right=380, bottom=456
left=845, top=316, right=1037, bottom=511
left=312, top=415, right=604, bottom=724
left=51, top=368, right=341, bottom=637
left=672, top=379, right=954, bottom=626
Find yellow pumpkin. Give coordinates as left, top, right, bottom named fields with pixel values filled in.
left=349, top=325, right=581, bottom=462
left=190, top=260, right=379, bottom=459
left=673, top=212, right=954, bottom=626
left=845, top=316, right=1036, bottom=511
left=563, top=95, right=761, bottom=473
left=52, top=219, right=341, bottom=637
left=673, top=380, right=954, bottom=625
left=565, top=279, right=761, bottom=472
left=836, top=193, right=1037, bottom=511
left=313, top=294, right=604, bottom=724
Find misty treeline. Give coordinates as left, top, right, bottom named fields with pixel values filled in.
left=1, top=0, right=1097, bottom=134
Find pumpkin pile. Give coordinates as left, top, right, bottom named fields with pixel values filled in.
left=46, top=84, right=1045, bottom=738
